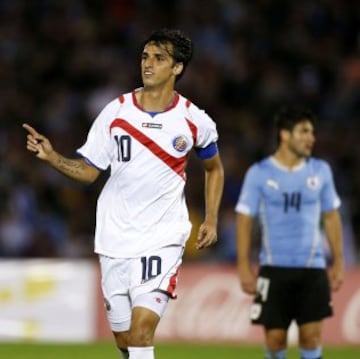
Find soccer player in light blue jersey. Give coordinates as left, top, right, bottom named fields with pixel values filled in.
left=235, top=106, right=344, bottom=359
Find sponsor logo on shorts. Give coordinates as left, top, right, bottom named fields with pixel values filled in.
left=250, top=303, right=262, bottom=320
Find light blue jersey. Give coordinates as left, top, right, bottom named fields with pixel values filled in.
left=235, top=157, right=341, bottom=268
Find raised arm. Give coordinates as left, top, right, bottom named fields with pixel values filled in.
left=196, top=152, right=224, bottom=250
left=23, top=123, right=100, bottom=184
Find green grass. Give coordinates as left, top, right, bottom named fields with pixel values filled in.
left=0, top=341, right=358, bottom=358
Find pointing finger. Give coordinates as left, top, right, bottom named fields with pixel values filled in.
left=22, top=123, right=40, bottom=137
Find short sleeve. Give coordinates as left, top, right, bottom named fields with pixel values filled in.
left=320, top=161, right=341, bottom=212
left=77, top=100, right=118, bottom=170
left=187, top=103, right=218, bottom=148
left=235, top=164, right=262, bottom=216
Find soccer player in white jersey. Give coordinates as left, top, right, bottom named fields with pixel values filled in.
left=235, top=106, right=344, bottom=359
left=23, top=29, right=224, bottom=359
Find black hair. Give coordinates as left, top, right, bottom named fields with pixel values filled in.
left=143, top=28, right=193, bottom=81
left=274, top=105, right=317, bottom=144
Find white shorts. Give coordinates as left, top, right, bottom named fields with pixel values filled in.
left=99, top=245, right=184, bottom=332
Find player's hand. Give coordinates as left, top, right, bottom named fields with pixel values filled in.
left=196, top=220, right=218, bottom=250
left=239, top=266, right=257, bottom=295
left=23, top=123, right=55, bottom=161
left=329, top=261, right=344, bottom=292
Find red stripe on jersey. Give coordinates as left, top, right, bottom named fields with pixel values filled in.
left=110, top=119, right=187, bottom=179
left=165, top=93, right=180, bottom=111
left=167, top=269, right=179, bottom=299
left=132, top=91, right=142, bottom=111
left=118, top=95, right=125, bottom=104
left=185, top=118, right=198, bottom=145
left=185, top=99, right=191, bottom=108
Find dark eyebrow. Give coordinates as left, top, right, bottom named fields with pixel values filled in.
left=143, top=43, right=174, bottom=58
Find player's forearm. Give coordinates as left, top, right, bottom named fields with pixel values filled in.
left=204, top=162, right=224, bottom=223
left=236, top=214, right=253, bottom=268
left=46, top=152, right=99, bottom=184
left=323, top=210, right=344, bottom=265
left=237, top=220, right=257, bottom=293
left=237, top=241, right=252, bottom=267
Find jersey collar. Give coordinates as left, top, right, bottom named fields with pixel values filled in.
left=270, top=156, right=306, bottom=172
left=132, top=89, right=180, bottom=113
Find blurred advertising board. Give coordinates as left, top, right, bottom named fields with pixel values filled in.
left=0, top=259, right=96, bottom=342
left=1, top=260, right=359, bottom=345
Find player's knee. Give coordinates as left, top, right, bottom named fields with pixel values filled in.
left=128, top=325, right=154, bottom=346
left=299, top=332, right=320, bottom=349
left=266, top=331, right=287, bottom=351
left=128, top=305, right=161, bottom=346
left=129, top=314, right=157, bottom=346
left=299, top=324, right=321, bottom=348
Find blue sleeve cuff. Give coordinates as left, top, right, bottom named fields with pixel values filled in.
left=194, top=142, right=218, bottom=160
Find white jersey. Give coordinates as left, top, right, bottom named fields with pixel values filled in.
left=77, top=89, right=218, bottom=258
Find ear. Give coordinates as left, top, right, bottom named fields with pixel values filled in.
left=173, top=63, right=184, bottom=76
left=280, top=129, right=290, bottom=142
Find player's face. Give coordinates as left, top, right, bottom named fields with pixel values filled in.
left=141, top=42, right=182, bottom=88
left=287, top=120, right=315, bottom=158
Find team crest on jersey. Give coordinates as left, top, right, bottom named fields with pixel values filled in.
left=172, top=135, right=189, bottom=152
left=306, top=176, right=320, bottom=190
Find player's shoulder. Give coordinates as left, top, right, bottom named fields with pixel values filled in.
left=306, top=157, right=332, bottom=172
left=112, top=91, right=134, bottom=108
left=97, top=92, right=131, bottom=112
left=178, top=94, right=198, bottom=111
left=104, top=91, right=137, bottom=116
left=178, top=93, right=213, bottom=122
left=245, top=157, right=271, bottom=177
left=253, top=157, right=273, bottom=171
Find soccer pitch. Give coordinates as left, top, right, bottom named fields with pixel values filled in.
left=0, top=342, right=358, bottom=359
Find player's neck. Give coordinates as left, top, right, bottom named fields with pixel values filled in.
left=273, top=149, right=305, bottom=169
left=137, top=86, right=176, bottom=112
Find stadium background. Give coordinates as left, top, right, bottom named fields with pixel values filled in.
left=0, top=0, right=359, bottom=354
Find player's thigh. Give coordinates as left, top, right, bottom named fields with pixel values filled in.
left=129, top=245, right=184, bottom=301
left=99, top=255, right=132, bottom=332
left=129, top=291, right=170, bottom=345
left=251, top=266, right=293, bottom=329
left=133, top=290, right=170, bottom=319
left=296, top=268, right=332, bottom=324
left=107, top=293, right=132, bottom=332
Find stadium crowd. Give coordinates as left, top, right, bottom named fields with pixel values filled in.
left=0, top=0, right=359, bottom=264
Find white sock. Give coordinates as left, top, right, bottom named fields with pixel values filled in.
left=128, top=346, right=154, bottom=359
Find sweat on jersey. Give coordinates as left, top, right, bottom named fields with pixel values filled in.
left=235, top=157, right=341, bottom=268
left=77, top=90, right=218, bottom=258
